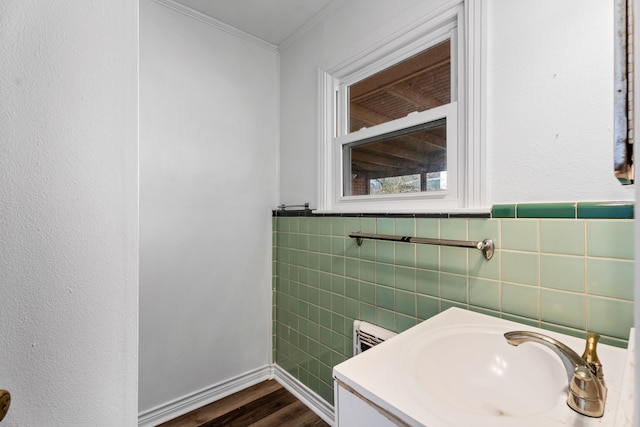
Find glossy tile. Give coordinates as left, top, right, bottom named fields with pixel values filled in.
left=539, top=220, right=584, bottom=255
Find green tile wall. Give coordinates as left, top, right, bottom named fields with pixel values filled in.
left=272, top=213, right=634, bottom=406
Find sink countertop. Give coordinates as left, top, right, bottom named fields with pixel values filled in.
left=333, top=308, right=631, bottom=427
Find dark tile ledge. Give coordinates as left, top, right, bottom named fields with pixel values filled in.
left=272, top=201, right=634, bottom=219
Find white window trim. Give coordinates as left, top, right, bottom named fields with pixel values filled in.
left=316, top=0, right=487, bottom=214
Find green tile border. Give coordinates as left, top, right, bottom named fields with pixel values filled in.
left=491, top=204, right=515, bottom=218
left=516, top=203, right=576, bottom=218
left=577, top=202, right=634, bottom=219
left=490, top=202, right=634, bottom=219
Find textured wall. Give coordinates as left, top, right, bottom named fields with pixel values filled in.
left=139, top=0, right=279, bottom=415
left=278, top=0, right=634, bottom=208
left=0, top=1, right=138, bottom=425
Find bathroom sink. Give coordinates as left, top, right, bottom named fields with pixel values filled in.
left=333, top=308, right=630, bottom=426
left=406, top=326, right=566, bottom=418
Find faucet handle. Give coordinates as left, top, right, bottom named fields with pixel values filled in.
left=581, top=332, right=604, bottom=379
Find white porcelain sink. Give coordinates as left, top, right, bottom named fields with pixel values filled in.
left=333, top=308, right=631, bottom=426
left=407, top=326, right=566, bottom=418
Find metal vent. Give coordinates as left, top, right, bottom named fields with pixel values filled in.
left=353, top=320, right=397, bottom=356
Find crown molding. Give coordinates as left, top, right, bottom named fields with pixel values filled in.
left=151, top=0, right=278, bottom=53
left=278, top=0, right=348, bottom=51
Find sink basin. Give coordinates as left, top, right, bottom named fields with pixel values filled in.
left=333, top=308, right=630, bottom=426
left=407, top=326, right=566, bottom=418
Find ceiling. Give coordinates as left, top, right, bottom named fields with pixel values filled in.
left=172, top=0, right=336, bottom=46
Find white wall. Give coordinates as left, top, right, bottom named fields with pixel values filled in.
left=139, top=0, right=279, bottom=417
left=279, top=0, right=634, bottom=208
left=0, top=1, right=138, bottom=426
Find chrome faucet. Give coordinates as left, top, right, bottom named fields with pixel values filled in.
left=504, top=331, right=607, bottom=418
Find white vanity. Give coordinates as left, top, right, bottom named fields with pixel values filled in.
left=333, top=308, right=634, bottom=426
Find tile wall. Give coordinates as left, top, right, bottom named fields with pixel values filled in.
left=272, top=202, right=635, bottom=405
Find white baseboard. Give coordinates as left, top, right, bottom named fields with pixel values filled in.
left=138, top=365, right=272, bottom=427
left=272, top=365, right=335, bottom=426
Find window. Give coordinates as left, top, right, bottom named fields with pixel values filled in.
left=318, top=1, right=485, bottom=213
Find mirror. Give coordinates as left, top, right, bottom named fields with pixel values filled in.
left=614, top=0, right=635, bottom=184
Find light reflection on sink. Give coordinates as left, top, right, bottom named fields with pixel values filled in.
left=407, top=326, right=567, bottom=418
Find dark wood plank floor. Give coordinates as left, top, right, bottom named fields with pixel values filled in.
left=159, top=380, right=330, bottom=427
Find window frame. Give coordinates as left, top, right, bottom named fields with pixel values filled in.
left=316, top=0, right=486, bottom=213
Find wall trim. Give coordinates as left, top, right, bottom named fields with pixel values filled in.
left=138, top=365, right=272, bottom=427
left=273, top=365, right=335, bottom=425
left=150, top=0, right=278, bottom=53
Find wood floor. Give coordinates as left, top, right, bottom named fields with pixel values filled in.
left=159, top=380, right=330, bottom=427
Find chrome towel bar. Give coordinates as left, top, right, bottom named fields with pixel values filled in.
left=349, top=231, right=495, bottom=260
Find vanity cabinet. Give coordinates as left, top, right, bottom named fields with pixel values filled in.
left=334, top=382, right=397, bottom=427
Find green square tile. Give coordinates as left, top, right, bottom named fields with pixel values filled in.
left=395, top=243, right=416, bottom=267
left=440, top=273, right=467, bottom=303
left=502, top=283, right=538, bottom=319
left=516, top=203, right=576, bottom=218
left=376, top=286, right=394, bottom=310
left=360, top=261, right=376, bottom=283
left=395, top=290, right=416, bottom=316
left=440, top=247, right=468, bottom=274
left=417, top=294, right=440, bottom=320
left=441, top=300, right=467, bottom=311
left=331, top=256, right=345, bottom=276
left=331, top=274, right=345, bottom=295
left=318, top=218, right=332, bottom=235
left=345, top=258, right=359, bottom=279
left=468, top=219, right=501, bottom=249
left=308, top=235, right=319, bottom=253
left=540, top=220, right=585, bottom=255
left=416, top=244, right=439, bottom=270
left=375, top=240, right=395, bottom=264
left=318, top=271, right=331, bottom=291
left=308, top=218, right=319, bottom=234
left=416, top=269, right=439, bottom=297
left=540, top=289, right=585, bottom=330
left=331, top=218, right=346, bottom=236
left=469, top=278, right=500, bottom=311
left=377, top=218, right=395, bottom=235
left=360, top=281, right=376, bottom=304
left=396, top=313, right=418, bottom=332
left=344, top=217, right=360, bottom=235
left=318, top=236, right=331, bottom=254
left=375, top=308, right=396, bottom=332
left=345, top=236, right=360, bottom=258
left=395, top=218, right=415, bottom=236
left=395, top=266, right=416, bottom=292
left=587, top=258, right=634, bottom=300
left=331, top=237, right=345, bottom=255
left=359, top=238, right=376, bottom=261
left=588, top=297, right=634, bottom=340
left=501, top=219, right=538, bottom=251
left=416, top=218, right=439, bottom=238
left=468, top=248, right=500, bottom=280
left=319, top=290, right=331, bottom=309
left=360, top=218, right=376, bottom=234
left=491, top=204, right=516, bottom=218
left=440, top=218, right=468, bottom=240
left=587, top=220, right=634, bottom=259
left=540, top=255, right=585, bottom=292
left=319, top=308, right=332, bottom=329
left=345, top=278, right=359, bottom=299
left=359, top=302, right=375, bottom=323
left=501, top=251, right=539, bottom=286
left=345, top=297, right=359, bottom=319
left=299, top=217, right=309, bottom=233
left=376, top=263, right=395, bottom=287
left=577, top=202, right=634, bottom=219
